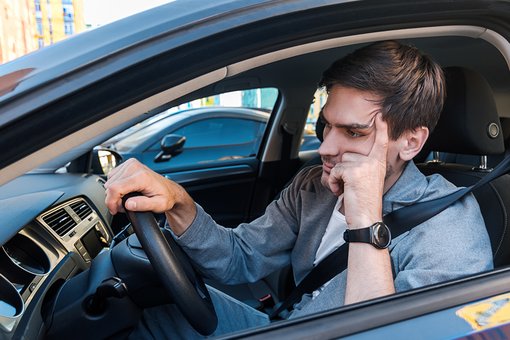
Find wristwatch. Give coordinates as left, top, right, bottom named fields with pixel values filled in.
left=343, top=222, right=391, bottom=249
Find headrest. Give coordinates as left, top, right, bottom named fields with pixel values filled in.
left=425, top=67, right=504, bottom=155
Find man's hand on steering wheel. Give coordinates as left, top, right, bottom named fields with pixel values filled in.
left=105, top=158, right=196, bottom=236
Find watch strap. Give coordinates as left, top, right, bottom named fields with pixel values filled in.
left=343, top=225, right=371, bottom=243
left=343, top=222, right=390, bottom=249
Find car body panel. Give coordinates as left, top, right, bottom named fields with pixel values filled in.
left=224, top=269, right=510, bottom=339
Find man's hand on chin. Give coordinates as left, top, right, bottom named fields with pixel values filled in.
left=328, top=113, right=388, bottom=228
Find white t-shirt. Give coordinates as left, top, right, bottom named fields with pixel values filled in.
left=312, top=195, right=347, bottom=299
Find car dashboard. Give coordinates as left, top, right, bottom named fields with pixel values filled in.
left=0, top=172, right=115, bottom=339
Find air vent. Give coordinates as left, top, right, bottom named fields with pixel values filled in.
left=42, top=208, right=77, bottom=237
left=70, top=200, right=93, bottom=221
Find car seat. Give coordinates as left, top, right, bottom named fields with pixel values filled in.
left=417, top=66, right=510, bottom=268
left=425, top=116, right=510, bottom=167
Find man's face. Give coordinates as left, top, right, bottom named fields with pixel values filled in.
left=318, top=85, right=401, bottom=190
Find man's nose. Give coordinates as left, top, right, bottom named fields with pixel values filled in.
left=318, top=130, right=341, bottom=157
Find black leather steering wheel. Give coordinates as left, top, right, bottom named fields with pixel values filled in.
left=122, top=192, right=217, bottom=335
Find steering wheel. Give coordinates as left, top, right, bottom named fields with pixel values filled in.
left=122, top=192, right=217, bottom=335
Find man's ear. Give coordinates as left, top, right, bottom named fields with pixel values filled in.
left=398, top=127, right=429, bottom=161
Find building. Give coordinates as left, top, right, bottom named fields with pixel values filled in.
left=0, top=1, right=36, bottom=63
left=0, top=0, right=85, bottom=64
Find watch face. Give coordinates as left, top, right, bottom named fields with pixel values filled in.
left=373, top=223, right=391, bottom=248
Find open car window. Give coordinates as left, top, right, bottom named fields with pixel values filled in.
left=100, top=88, right=278, bottom=174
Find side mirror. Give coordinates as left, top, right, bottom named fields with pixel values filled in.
left=155, top=134, right=186, bottom=162
left=90, top=148, right=123, bottom=176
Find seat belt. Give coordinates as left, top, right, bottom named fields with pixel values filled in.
left=269, top=155, right=510, bottom=320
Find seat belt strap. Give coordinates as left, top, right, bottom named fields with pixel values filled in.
left=269, top=155, right=510, bottom=320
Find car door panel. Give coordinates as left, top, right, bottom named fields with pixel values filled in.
left=164, top=159, right=260, bottom=227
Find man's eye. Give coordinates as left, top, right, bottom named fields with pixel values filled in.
left=347, top=130, right=362, bottom=138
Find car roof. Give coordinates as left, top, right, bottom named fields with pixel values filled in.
left=0, top=1, right=271, bottom=103
left=0, top=0, right=337, bottom=111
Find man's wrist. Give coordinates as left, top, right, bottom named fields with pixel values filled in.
left=165, top=184, right=197, bottom=236
left=344, top=221, right=391, bottom=249
left=347, top=216, right=382, bottom=230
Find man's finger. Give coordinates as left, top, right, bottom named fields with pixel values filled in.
left=328, top=163, right=346, bottom=196
left=124, top=195, right=169, bottom=213
left=368, top=113, right=389, bottom=161
left=105, top=174, right=145, bottom=214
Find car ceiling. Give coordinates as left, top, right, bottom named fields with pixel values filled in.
left=193, top=35, right=509, bottom=109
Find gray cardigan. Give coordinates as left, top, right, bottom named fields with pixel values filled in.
left=176, top=161, right=493, bottom=316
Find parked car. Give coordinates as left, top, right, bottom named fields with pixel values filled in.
left=99, top=106, right=320, bottom=175
left=2, top=0, right=510, bottom=339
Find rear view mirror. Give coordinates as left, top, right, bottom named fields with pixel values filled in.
left=90, top=148, right=123, bottom=176
left=155, top=134, right=186, bottom=162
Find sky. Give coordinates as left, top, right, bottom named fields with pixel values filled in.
left=83, top=0, right=175, bottom=27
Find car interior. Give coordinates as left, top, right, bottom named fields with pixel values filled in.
left=2, top=22, right=510, bottom=339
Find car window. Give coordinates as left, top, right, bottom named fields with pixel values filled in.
left=113, top=115, right=184, bottom=152
left=107, top=88, right=278, bottom=153
left=172, top=117, right=266, bottom=149
left=300, top=88, right=327, bottom=152
left=105, top=88, right=279, bottom=172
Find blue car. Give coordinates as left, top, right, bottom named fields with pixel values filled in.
left=2, top=1, right=510, bottom=339
left=100, top=106, right=320, bottom=175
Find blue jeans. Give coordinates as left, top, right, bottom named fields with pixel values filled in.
left=128, top=286, right=270, bottom=339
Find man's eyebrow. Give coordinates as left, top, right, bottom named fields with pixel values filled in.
left=319, top=110, right=377, bottom=130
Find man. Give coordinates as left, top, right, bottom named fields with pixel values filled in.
left=105, top=40, right=493, bottom=338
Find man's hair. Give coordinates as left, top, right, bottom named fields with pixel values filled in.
left=319, top=40, right=446, bottom=140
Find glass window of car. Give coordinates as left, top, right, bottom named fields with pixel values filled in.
left=108, top=88, right=278, bottom=153
left=172, top=117, right=266, bottom=149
